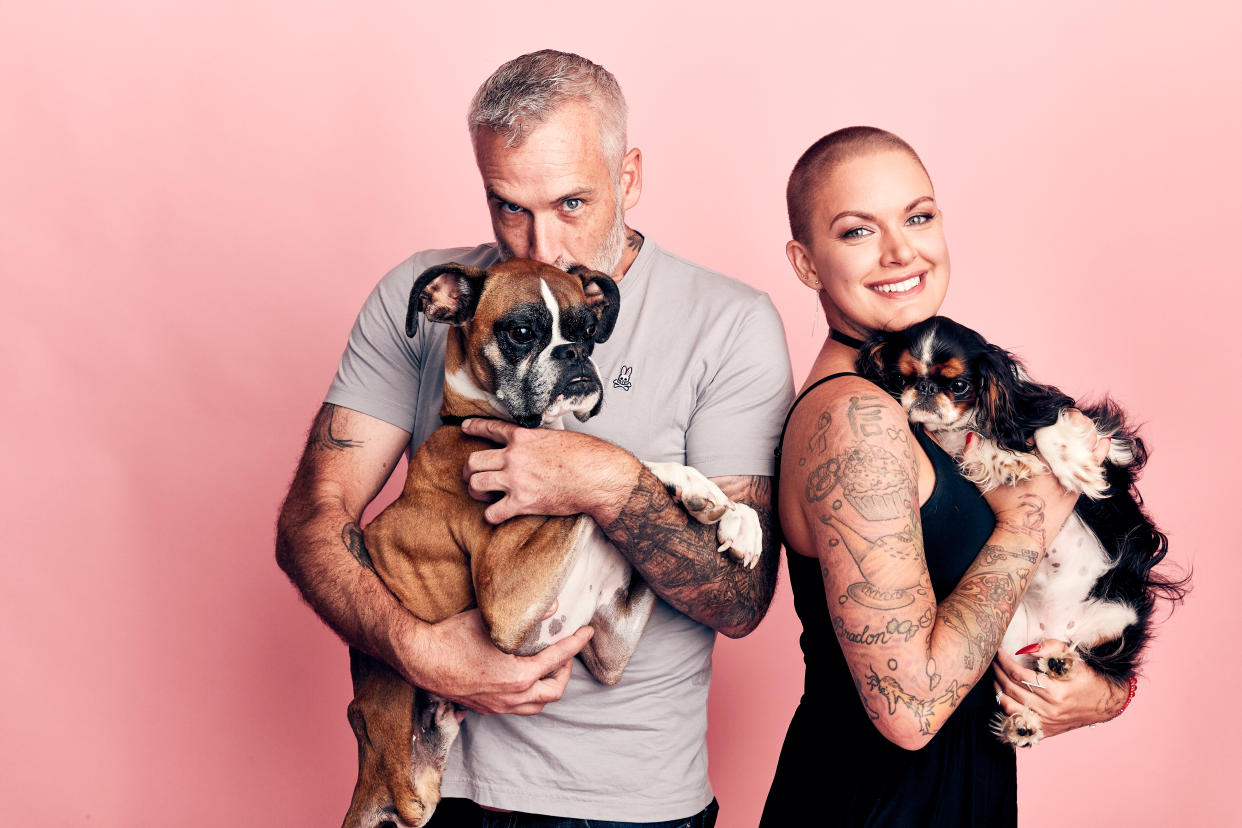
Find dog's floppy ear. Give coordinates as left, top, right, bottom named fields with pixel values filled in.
left=567, top=264, right=621, bottom=343
left=855, top=331, right=895, bottom=385
left=406, top=263, right=489, bottom=337
left=978, top=343, right=1027, bottom=450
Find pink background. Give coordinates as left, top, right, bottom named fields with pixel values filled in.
left=4, top=2, right=1237, bottom=825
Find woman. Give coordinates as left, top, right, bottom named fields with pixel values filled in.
left=760, top=128, right=1126, bottom=826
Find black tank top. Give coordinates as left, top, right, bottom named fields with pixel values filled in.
left=761, top=373, right=1016, bottom=827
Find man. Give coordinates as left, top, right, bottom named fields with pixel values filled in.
left=276, top=50, right=793, bottom=826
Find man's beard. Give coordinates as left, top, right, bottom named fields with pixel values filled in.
left=496, top=199, right=626, bottom=276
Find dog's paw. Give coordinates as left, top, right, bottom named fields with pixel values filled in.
left=1037, top=650, right=1078, bottom=681
left=1035, top=414, right=1108, bottom=499
left=991, top=708, right=1045, bottom=748
left=643, top=462, right=730, bottom=524
left=961, top=439, right=1044, bottom=493
left=717, top=502, right=762, bottom=569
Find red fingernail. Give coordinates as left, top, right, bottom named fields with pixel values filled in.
left=1015, top=643, right=1041, bottom=655
left=965, top=432, right=973, bottom=448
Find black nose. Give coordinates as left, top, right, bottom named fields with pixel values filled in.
left=915, top=379, right=939, bottom=397
left=552, top=341, right=593, bottom=360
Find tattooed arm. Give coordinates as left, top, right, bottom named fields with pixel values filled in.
left=782, top=381, right=1081, bottom=749
left=460, top=419, right=779, bottom=637
left=276, top=403, right=592, bottom=715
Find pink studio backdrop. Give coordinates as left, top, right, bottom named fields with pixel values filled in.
left=3, top=2, right=1237, bottom=825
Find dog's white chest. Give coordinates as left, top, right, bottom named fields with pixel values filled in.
left=528, top=519, right=633, bottom=650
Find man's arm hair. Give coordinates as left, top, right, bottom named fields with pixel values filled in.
left=276, top=403, right=419, bottom=672
left=601, top=472, right=778, bottom=638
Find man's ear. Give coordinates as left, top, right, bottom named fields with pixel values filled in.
left=567, top=265, right=621, bottom=343
left=406, top=263, right=489, bottom=336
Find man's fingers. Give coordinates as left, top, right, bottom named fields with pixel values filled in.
left=530, top=625, right=595, bottom=672
left=462, top=417, right=517, bottom=445
left=462, top=448, right=506, bottom=483
left=467, top=470, right=506, bottom=501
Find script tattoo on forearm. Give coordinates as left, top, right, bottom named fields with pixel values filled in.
left=343, top=521, right=374, bottom=572
left=603, top=473, right=776, bottom=634
left=307, top=404, right=362, bottom=452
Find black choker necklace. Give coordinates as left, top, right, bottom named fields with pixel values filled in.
left=829, top=328, right=867, bottom=350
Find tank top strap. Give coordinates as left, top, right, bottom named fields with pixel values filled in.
left=774, top=372, right=863, bottom=468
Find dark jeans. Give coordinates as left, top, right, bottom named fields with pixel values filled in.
left=427, top=797, right=719, bottom=828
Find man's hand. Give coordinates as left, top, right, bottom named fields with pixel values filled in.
left=460, top=418, right=641, bottom=524
left=992, top=639, right=1129, bottom=738
left=412, top=609, right=595, bottom=716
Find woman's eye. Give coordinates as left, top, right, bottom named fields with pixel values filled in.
left=907, top=213, right=933, bottom=226
left=563, top=198, right=583, bottom=211
left=949, top=379, right=971, bottom=394
left=508, top=326, right=534, bottom=344
left=842, top=226, right=872, bottom=239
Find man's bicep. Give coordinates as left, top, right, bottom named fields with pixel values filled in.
left=293, top=403, right=411, bottom=517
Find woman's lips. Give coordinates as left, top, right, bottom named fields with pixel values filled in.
left=869, top=271, right=925, bottom=296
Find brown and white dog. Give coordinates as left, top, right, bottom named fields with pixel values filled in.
left=342, top=259, right=761, bottom=828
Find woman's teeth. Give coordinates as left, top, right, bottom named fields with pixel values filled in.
left=872, top=274, right=921, bottom=294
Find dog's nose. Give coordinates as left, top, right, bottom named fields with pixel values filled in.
left=915, top=379, right=939, bottom=397
left=552, top=341, right=592, bottom=360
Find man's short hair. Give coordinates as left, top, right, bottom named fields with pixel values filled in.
left=786, top=126, right=927, bottom=245
left=468, top=50, right=628, bottom=168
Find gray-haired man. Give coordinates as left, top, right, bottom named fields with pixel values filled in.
left=277, top=50, right=793, bottom=827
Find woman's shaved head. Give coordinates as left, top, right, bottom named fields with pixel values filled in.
left=787, top=127, right=927, bottom=244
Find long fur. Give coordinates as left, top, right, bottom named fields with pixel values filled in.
left=857, top=316, right=1189, bottom=689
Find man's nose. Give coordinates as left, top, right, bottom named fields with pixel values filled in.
left=529, top=213, right=565, bottom=266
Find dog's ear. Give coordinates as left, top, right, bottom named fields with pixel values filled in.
left=978, top=343, right=1027, bottom=450
left=856, top=332, right=894, bottom=385
left=567, top=265, right=621, bottom=343
left=406, top=263, right=489, bottom=336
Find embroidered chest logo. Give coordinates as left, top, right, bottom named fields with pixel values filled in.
left=612, top=365, right=633, bottom=391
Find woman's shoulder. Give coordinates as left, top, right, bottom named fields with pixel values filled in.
left=785, top=371, right=908, bottom=438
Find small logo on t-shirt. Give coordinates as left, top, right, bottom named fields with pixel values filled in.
left=612, top=365, right=633, bottom=391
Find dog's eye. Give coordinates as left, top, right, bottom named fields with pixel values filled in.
left=949, top=378, right=971, bottom=395
left=885, top=373, right=907, bottom=392
left=508, top=326, right=535, bottom=344
left=585, top=321, right=597, bottom=339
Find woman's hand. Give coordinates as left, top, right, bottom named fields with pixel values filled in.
left=992, top=639, right=1129, bottom=738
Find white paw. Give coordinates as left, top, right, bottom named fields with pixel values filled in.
left=1034, top=414, right=1107, bottom=499
left=717, top=502, right=762, bottom=569
left=961, top=438, right=1044, bottom=493
left=643, top=462, right=730, bottom=524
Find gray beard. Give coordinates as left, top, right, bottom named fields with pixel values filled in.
left=496, top=201, right=626, bottom=277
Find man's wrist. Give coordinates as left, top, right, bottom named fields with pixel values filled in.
left=578, top=444, right=644, bottom=525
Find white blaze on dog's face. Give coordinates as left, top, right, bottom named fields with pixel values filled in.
left=879, top=320, right=980, bottom=430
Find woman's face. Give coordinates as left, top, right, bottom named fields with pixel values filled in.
left=789, top=149, right=949, bottom=337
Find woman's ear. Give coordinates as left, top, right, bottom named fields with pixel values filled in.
left=786, top=239, right=822, bottom=291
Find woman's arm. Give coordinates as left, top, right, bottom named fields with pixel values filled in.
left=785, top=382, right=1081, bottom=749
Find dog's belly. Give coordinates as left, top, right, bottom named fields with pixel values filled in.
left=523, top=519, right=633, bottom=652
left=1002, top=512, right=1137, bottom=652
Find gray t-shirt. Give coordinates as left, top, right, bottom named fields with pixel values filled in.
left=326, top=238, right=793, bottom=821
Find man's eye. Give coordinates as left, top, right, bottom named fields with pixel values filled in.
left=508, top=326, right=534, bottom=344
left=949, top=378, right=971, bottom=394
left=563, top=198, right=583, bottom=211
left=500, top=202, right=523, bottom=214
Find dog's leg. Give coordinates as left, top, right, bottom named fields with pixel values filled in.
left=1034, top=411, right=1110, bottom=499
left=958, top=437, right=1046, bottom=493
left=344, top=650, right=450, bottom=828
left=643, top=461, right=764, bottom=569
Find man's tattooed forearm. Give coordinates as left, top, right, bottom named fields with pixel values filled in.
left=603, top=472, right=776, bottom=633
left=307, top=404, right=362, bottom=452
left=343, top=521, right=374, bottom=571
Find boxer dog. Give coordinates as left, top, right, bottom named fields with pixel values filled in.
left=342, top=259, right=762, bottom=828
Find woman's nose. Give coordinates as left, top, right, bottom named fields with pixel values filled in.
left=883, top=229, right=916, bottom=266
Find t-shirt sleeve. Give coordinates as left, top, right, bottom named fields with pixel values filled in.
left=685, top=293, right=794, bottom=478
left=324, top=261, right=422, bottom=433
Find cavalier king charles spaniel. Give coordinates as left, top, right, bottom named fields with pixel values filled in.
left=858, top=316, right=1187, bottom=746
